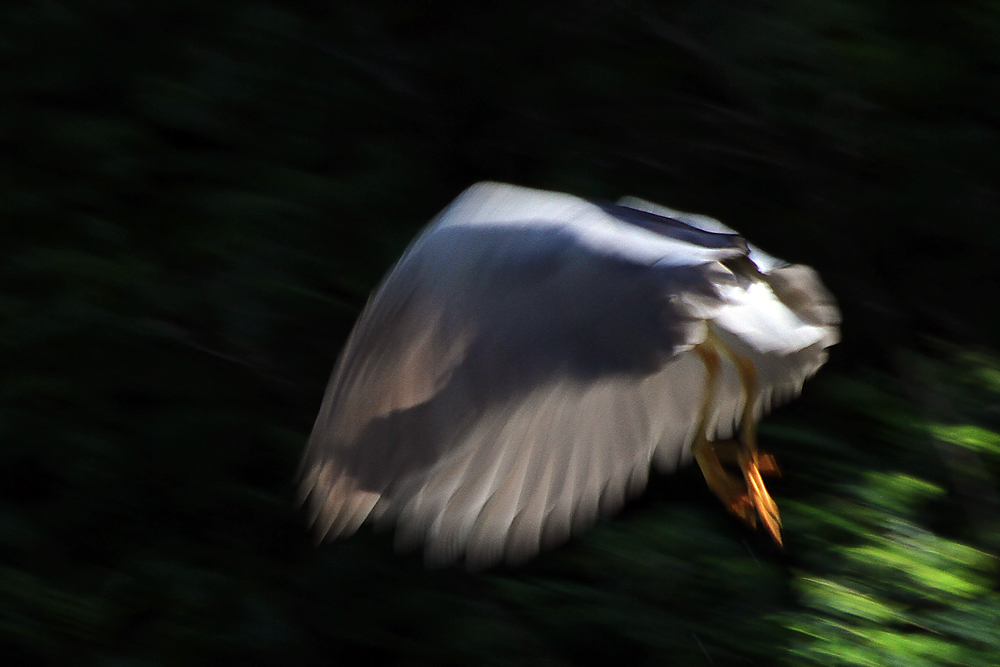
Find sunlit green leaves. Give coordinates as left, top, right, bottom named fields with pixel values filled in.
left=932, top=425, right=1000, bottom=457
left=783, top=357, right=1000, bottom=667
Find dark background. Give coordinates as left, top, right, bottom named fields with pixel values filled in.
left=3, top=1, right=1000, bottom=665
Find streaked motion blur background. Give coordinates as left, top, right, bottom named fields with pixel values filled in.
left=3, top=1, right=1000, bottom=665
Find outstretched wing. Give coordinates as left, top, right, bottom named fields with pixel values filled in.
left=300, top=183, right=747, bottom=568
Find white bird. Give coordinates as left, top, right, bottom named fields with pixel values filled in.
left=299, top=182, right=840, bottom=569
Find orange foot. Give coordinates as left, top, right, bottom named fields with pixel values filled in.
left=694, top=438, right=782, bottom=545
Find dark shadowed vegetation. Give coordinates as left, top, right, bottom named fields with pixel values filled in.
left=2, top=1, right=1000, bottom=665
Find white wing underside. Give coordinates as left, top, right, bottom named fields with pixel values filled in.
left=300, top=183, right=839, bottom=568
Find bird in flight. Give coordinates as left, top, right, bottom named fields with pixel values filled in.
left=299, top=182, right=840, bottom=569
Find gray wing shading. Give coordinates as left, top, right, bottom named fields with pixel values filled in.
left=616, top=196, right=785, bottom=272
left=300, top=183, right=748, bottom=568
left=617, top=197, right=841, bottom=445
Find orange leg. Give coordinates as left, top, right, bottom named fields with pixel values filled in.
left=692, top=342, right=755, bottom=524
left=721, top=343, right=782, bottom=545
left=693, top=335, right=783, bottom=545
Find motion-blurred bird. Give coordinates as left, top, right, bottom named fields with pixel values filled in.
left=299, top=182, right=840, bottom=568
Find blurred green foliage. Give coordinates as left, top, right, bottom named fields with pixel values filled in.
left=2, top=1, right=1000, bottom=665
